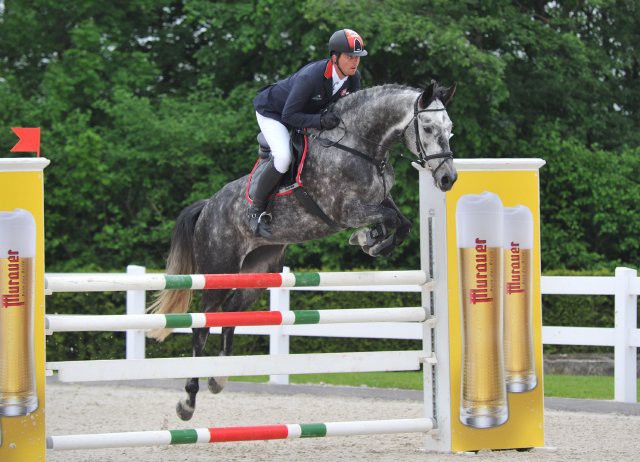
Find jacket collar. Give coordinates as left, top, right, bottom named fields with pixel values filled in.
left=324, top=60, right=333, bottom=79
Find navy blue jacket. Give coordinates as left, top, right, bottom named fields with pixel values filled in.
left=253, top=59, right=361, bottom=129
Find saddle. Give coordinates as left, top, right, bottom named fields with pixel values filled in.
left=246, top=130, right=340, bottom=229
left=247, top=130, right=308, bottom=200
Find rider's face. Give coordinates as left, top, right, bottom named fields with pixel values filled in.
left=334, top=53, right=360, bottom=77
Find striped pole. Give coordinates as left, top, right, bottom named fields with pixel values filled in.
left=45, top=307, right=428, bottom=332
left=47, top=418, right=434, bottom=450
left=44, top=270, right=430, bottom=293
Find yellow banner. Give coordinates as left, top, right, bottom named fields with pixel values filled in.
left=0, top=159, right=48, bottom=461
left=446, top=170, right=544, bottom=451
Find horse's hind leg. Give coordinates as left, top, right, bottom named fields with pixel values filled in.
left=207, top=289, right=264, bottom=394
left=208, top=244, right=286, bottom=394
left=176, top=289, right=229, bottom=421
left=176, top=327, right=210, bottom=420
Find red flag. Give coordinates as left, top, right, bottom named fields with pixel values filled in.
left=10, top=127, right=41, bottom=157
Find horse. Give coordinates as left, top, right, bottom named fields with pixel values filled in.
left=147, top=80, right=458, bottom=421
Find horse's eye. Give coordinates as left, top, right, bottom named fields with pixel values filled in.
left=423, top=126, right=433, bottom=134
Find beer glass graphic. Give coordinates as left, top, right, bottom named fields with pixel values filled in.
left=456, top=192, right=507, bottom=428
left=0, top=209, right=38, bottom=416
left=503, top=206, right=537, bottom=392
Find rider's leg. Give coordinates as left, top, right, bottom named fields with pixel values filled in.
left=248, top=113, right=291, bottom=236
left=256, top=112, right=293, bottom=173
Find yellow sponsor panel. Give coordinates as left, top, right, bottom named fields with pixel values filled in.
left=447, top=170, right=544, bottom=451
left=0, top=159, right=48, bottom=461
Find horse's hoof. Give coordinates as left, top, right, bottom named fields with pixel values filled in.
left=364, top=234, right=396, bottom=257
left=349, top=228, right=369, bottom=246
left=208, top=376, right=228, bottom=394
left=176, top=399, right=195, bottom=421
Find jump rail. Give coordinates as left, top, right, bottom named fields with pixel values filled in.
left=45, top=307, right=429, bottom=332
left=47, top=418, right=435, bottom=450
left=46, top=350, right=428, bottom=382
left=44, top=270, right=431, bottom=293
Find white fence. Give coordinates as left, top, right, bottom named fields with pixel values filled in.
left=49, top=265, right=639, bottom=403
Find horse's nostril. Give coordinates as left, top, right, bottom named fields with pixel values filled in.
left=441, top=176, right=451, bottom=186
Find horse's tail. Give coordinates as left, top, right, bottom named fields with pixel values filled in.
left=147, top=199, right=207, bottom=342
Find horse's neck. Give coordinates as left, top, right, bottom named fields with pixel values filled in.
left=344, top=89, right=418, bottom=151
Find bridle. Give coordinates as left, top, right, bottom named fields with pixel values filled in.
left=400, top=96, right=454, bottom=175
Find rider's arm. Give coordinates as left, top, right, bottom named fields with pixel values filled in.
left=281, top=76, right=323, bottom=129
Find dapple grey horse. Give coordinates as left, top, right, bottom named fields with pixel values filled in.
left=148, top=81, right=457, bottom=420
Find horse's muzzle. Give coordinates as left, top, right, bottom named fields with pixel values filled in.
left=438, top=172, right=457, bottom=192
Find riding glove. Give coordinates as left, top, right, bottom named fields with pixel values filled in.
left=320, top=111, right=340, bottom=130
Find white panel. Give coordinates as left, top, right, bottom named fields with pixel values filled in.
left=541, top=276, right=615, bottom=295
left=454, top=158, right=545, bottom=171
left=542, top=326, right=615, bottom=346
left=47, top=350, right=424, bottom=382
left=0, top=158, right=50, bottom=172
left=175, top=324, right=422, bottom=339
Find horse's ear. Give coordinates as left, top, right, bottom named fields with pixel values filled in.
left=442, top=82, right=457, bottom=107
left=419, top=80, right=436, bottom=109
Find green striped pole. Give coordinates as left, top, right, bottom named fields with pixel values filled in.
left=47, top=418, right=434, bottom=450
left=45, top=307, right=428, bottom=332
left=45, top=270, right=430, bottom=293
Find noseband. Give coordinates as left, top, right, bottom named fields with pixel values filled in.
left=401, top=97, right=453, bottom=176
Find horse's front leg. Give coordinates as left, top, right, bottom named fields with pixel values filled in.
left=375, top=196, right=412, bottom=255
left=340, top=200, right=404, bottom=257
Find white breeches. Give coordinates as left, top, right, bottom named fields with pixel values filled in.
left=256, top=112, right=292, bottom=174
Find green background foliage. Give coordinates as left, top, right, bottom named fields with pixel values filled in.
left=1, top=1, right=638, bottom=356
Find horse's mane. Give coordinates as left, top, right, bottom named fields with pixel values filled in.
left=333, top=83, right=419, bottom=114
left=333, top=81, right=453, bottom=116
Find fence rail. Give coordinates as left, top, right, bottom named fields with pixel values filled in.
left=46, top=265, right=639, bottom=403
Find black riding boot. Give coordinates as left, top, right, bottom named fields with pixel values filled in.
left=247, top=159, right=284, bottom=237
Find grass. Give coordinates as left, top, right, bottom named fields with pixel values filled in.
left=231, top=372, right=640, bottom=400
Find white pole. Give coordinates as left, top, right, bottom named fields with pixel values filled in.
left=614, top=267, right=638, bottom=403
left=269, top=267, right=291, bottom=385
left=47, top=350, right=424, bottom=382
left=417, top=164, right=451, bottom=452
left=126, top=265, right=146, bottom=360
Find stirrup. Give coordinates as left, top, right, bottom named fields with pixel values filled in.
left=258, top=211, right=272, bottom=224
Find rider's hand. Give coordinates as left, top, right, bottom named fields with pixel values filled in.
left=320, top=111, right=340, bottom=130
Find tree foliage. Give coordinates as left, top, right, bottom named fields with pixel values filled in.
left=1, top=0, right=638, bottom=272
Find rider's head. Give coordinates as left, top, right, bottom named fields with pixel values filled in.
left=328, top=29, right=367, bottom=78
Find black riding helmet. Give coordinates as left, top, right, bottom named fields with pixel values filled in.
left=328, top=29, right=368, bottom=57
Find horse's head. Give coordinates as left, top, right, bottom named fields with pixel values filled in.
left=402, top=80, right=458, bottom=191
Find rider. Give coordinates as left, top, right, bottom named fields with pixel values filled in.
left=248, top=28, right=368, bottom=237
